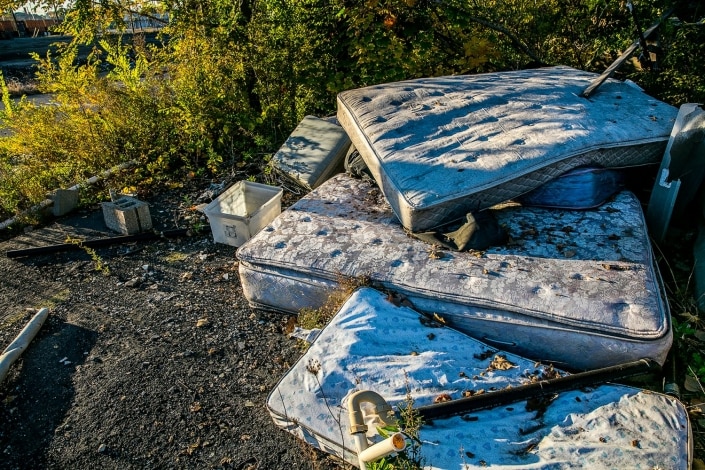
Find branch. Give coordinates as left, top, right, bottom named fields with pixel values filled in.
left=465, top=15, right=543, bottom=65
left=86, top=0, right=169, bottom=25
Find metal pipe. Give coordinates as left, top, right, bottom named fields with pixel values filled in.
left=416, top=358, right=661, bottom=420
left=0, top=160, right=137, bottom=231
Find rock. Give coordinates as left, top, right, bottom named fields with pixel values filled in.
left=98, top=444, right=107, bottom=453
left=124, top=277, right=141, bottom=288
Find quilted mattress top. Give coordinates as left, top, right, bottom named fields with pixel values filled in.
left=268, top=287, right=690, bottom=469
left=336, top=66, right=677, bottom=224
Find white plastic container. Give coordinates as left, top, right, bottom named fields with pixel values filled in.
left=204, top=181, right=283, bottom=247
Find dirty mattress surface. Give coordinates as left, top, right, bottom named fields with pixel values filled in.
left=336, top=66, right=678, bottom=231
left=237, top=174, right=671, bottom=370
left=267, top=287, right=690, bottom=469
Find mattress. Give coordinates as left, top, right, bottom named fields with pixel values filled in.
left=336, top=66, right=678, bottom=231
left=270, top=115, right=351, bottom=190
left=237, top=174, right=672, bottom=371
left=268, top=287, right=691, bottom=469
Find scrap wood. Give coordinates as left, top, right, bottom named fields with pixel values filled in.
left=0, top=308, right=49, bottom=384
left=5, top=228, right=189, bottom=259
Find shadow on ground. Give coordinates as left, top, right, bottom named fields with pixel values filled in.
left=0, top=318, right=98, bottom=468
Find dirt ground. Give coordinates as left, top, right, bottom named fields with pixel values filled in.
left=0, top=178, right=345, bottom=470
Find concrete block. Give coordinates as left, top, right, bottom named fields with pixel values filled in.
left=102, top=196, right=153, bottom=235
left=50, top=188, right=79, bottom=217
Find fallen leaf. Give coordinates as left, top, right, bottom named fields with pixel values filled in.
left=488, top=355, right=517, bottom=371
left=196, top=318, right=210, bottom=328
left=190, top=402, right=202, bottom=412
left=433, top=313, right=446, bottom=324
left=434, top=393, right=453, bottom=403
left=685, top=374, right=703, bottom=393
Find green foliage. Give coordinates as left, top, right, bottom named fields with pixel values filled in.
left=1, top=0, right=703, bottom=222
left=628, top=20, right=705, bottom=106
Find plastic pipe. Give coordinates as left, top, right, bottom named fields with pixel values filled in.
left=352, top=433, right=370, bottom=470
left=358, top=432, right=406, bottom=464
left=0, top=308, right=49, bottom=383
left=0, top=160, right=137, bottom=231
left=348, top=390, right=395, bottom=434
left=348, top=390, right=397, bottom=470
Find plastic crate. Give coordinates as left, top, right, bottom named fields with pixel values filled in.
left=204, top=181, right=283, bottom=247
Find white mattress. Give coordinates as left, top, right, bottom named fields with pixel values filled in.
left=268, top=287, right=691, bottom=469
left=237, top=174, right=672, bottom=371
left=336, top=66, right=678, bottom=231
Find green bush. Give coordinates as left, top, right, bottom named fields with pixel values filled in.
left=1, top=0, right=703, bottom=222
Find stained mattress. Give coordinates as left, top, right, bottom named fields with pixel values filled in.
left=268, top=287, right=691, bottom=469
left=336, top=66, right=678, bottom=231
left=237, top=174, right=672, bottom=371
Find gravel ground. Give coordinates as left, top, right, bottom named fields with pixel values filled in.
left=0, top=179, right=345, bottom=470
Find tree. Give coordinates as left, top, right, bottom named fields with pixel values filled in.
left=1, top=0, right=703, bottom=221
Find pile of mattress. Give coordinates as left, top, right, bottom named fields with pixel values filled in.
left=267, top=287, right=691, bottom=469
left=237, top=66, right=688, bottom=467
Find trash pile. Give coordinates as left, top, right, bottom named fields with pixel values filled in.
left=227, top=66, right=700, bottom=468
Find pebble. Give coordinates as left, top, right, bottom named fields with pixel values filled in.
left=98, top=444, right=107, bottom=453
left=124, top=278, right=141, bottom=288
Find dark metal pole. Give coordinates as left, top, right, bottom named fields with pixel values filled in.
left=627, top=1, right=653, bottom=70
left=416, top=358, right=661, bottom=420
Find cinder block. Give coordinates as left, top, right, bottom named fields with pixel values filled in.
left=50, top=188, right=79, bottom=216
left=102, top=196, right=153, bottom=234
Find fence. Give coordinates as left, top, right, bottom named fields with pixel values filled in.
left=0, top=19, right=61, bottom=38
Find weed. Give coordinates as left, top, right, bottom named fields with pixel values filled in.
left=65, top=236, right=110, bottom=275
left=191, top=219, right=207, bottom=234
left=297, top=274, right=371, bottom=331
left=304, top=358, right=350, bottom=464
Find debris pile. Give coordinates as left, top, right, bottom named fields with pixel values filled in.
left=232, top=66, right=701, bottom=468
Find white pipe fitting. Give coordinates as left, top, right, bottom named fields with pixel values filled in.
left=348, top=390, right=400, bottom=470
left=358, top=432, right=406, bottom=464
